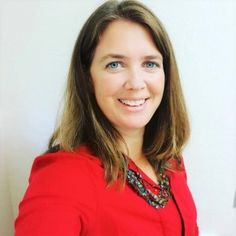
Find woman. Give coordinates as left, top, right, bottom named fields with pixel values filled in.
left=15, top=0, right=198, bottom=235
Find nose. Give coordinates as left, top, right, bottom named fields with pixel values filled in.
left=124, top=68, right=145, bottom=90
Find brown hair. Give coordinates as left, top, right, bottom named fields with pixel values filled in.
left=48, top=0, right=190, bottom=184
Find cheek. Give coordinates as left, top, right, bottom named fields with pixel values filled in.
left=159, top=75, right=165, bottom=93
left=150, top=73, right=165, bottom=95
left=93, top=76, right=123, bottom=98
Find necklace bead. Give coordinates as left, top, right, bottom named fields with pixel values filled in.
left=126, top=168, right=171, bottom=208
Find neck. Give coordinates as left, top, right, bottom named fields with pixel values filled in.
left=118, top=128, right=158, bottom=184
left=118, top=128, right=144, bottom=161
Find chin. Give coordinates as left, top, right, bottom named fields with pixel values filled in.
left=118, top=122, right=149, bottom=132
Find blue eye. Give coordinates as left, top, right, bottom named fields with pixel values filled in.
left=107, top=62, right=120, bottom=69
left=144, top=61, right=158, bottom=68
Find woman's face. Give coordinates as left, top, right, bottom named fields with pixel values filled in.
left=90, top=19, right=165, bottom=135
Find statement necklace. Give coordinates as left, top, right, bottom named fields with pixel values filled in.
left=126, top=163, right=171, bottom=209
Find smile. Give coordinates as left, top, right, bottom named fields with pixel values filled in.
left=118, top=99, right=147, bottom=107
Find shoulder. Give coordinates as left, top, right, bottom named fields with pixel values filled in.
left=26, top=145, right=104, bottom=200
left=165, top=157, right=190, bottom=193
left=31, top=145, right=102, bottom=176
left=166, top=157, right=198, bottom=233
left=16, top=145, right=103, bottom=234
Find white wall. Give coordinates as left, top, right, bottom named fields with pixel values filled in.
left=1, top=0, right=236, bottom=235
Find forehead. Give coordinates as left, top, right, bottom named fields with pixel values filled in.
left=93, top=19, right=161, bottom=59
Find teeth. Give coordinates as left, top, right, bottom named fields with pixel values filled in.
left=119, top=99, right=145, bottom=106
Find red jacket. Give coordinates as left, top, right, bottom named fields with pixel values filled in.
left=15, top=145, right=198, bottom=235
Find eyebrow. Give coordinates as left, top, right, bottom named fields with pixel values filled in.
left=99, top=53, right=163, bottom=63
left=99, top=54, right=127, bottom=63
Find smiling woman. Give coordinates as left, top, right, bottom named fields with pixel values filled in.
left=90, top=20, right=165, bottom=136
left=15, top=0, right=198, bottom=235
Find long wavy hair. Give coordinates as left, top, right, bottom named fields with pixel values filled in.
left=48, top=0, right=190, bottom=184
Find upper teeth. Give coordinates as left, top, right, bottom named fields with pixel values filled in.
left=120, top=99, right=145, bottom=106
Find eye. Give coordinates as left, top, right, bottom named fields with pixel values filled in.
left=143, top=61, right=159, bottom=69
left=106, top=61, right=122, bottom=70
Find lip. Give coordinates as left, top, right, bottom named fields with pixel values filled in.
left=117, top=98, right=149, bottom=111
left=118, top=97, right=149, bottom=101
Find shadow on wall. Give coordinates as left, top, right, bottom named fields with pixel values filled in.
left=0, top=156, right=14, bottom=236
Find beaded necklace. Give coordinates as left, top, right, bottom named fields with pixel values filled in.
left=126, top=162, right=171, bottom=209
